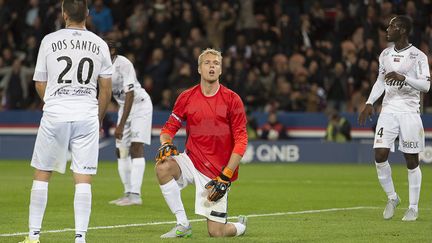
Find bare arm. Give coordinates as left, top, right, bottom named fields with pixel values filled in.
left=35, top=81, right=47, bottom=100
left=225, top=153, right=242, bottom=172
left=115, top=91, right=133, bottom=139
left=160, top=132, right=172, bottom=145
left=98, top=77, right=112, bottom=126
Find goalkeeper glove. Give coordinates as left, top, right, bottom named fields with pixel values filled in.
left=155, top=140, right=179, bottom=164
left=205, top=167, right=234, bottom=202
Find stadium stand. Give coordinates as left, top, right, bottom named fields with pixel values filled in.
left=0, top=0, right=431, bottom=114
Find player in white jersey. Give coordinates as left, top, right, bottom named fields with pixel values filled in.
left=359, top=16, right=430, bottom=222
left=20, top=1, right=112, bottom=243
left=106, top=41, right=153, bottom=206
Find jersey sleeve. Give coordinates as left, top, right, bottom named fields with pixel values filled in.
left=161, top=92, right=188, bottom=138
left=99, top=42, right=113, bottom=78
left=404, top=52, right=430, bottom=93
left=366, top=51, right=386, bottom=104
left=122, top=59, right=136, bottom=93
left=33, top=37, right=48, bottom=82
left=229, top=93, right=248, bottom=156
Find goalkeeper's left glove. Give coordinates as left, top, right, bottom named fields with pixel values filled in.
left=155, top=140, right=179, bottom=164
left=205, top=167, right=234, bottom=202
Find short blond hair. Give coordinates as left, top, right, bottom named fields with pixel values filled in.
left=198, top=48, right=223, bottom=66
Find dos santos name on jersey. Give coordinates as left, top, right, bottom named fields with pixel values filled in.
left=51, top=39, right=101, bottom=55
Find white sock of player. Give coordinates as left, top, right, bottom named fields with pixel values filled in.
left=408, top=166, right=421, bottom=212
left=118, top=157, right=132, bottom=193
left=130, top=158, right=145, bottom=195
left=74, top=183, right=92, bottom=241
left=160, top=179, right=189, bottom=227
left=29, top=180, right=48, bottom=241
left=232, top=222, right=246, bottom=236
left=375, top=161, right=397, bottom=200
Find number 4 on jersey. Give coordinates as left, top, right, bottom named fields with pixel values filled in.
left=377, top=127, right=384, bottom=138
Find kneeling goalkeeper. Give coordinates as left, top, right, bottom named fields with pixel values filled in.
left=155, top=48, right=248, bottom=238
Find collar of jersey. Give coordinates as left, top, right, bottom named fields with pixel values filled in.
left=201, top=83, right=220, bottom=97
left=65, top=27, right=87, bottom=31
left=394, top=44, right=412, bottom=53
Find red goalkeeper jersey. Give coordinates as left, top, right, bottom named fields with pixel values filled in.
left=161, top=84, right=248, bottom=181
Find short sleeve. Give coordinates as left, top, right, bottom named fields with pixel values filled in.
left=33, top=38, right=48, bottom=81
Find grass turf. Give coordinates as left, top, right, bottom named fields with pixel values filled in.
left=1, top=161, right=432, bottom=242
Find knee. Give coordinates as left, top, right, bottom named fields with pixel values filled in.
left=155, top=159, right=174, bottom=178
left=375, top=152, right=388, bottom=163
left=208, top=228, right=224, bottom=238
left=406, top=158, right=419, bottom=170
left=130, top=143, right=143, bottom=158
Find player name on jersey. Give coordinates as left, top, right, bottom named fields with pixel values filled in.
left=51, top=39, right=101, bottom=55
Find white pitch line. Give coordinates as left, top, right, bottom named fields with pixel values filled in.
left=0, top=206, right=378, bottom=237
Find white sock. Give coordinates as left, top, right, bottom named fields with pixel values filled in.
left=160, top=179, right=188, bottom=226
left=408, top=166, right=422, bottom=212
left=375, top=161, right=397, bottom=200
left=118, top=157, right=132, bottom=193
left=130, top=158, right=145, bottom=195
left=29, top=180, right=48, bottom=241
left=74, top=183, right=92, bottom=240
left=232, top=222, right=246, bottom=236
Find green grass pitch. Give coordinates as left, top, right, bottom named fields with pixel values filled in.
left=1, top=161, right=432, bottom=242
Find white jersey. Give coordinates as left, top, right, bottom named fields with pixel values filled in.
left=112, top=55, right=150, bottom=109
left=33, top=28, right=112, bottom=122
left=378, top=44, right=430, bottom=113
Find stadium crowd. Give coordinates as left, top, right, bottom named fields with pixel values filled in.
left=0, top=0, right=431, bottom=113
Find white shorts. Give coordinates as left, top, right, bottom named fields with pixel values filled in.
left=116, top=99, right=152, bottom=148
left=31, top=116, right=99, bottom=174
left=373, top=113, right=425, bottom=153
left=173, top=153, right=228, bottom=224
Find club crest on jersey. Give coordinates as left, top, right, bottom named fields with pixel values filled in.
left=409, top=52, right=418, bottom=59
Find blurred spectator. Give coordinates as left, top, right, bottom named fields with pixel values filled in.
left=324, top=111, right=351, bottom=143
left=257, top=112, right=287, bottom=140
left=89, top=0, right=113, bottom=34
left=1, top=0, right=432, bottom=114
left=0, top=59, right=34, bottom=109
left=246, top=109, right=258, bottom=140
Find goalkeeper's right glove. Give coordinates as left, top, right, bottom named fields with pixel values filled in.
left=155, top=140, right=179, bottom=164
left=205, top=167, right=234, bottom=202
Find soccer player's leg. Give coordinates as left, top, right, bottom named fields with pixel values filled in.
left=117, top=110, right=151, bottom=206
left=207, top=217, right=247, bottom=237
left=373, top=114, right=400, bottom=219
left=110, top=147, right=132, bottom=205
left=111, top=122, right=133, bottom=205
left=117, top=142, right=145, bottom=206
left=195, top=170, right=246, bottom=237
left=22, top=119, right=70, bottom=243
left=399, top=114, right=424, bottom=221
left=156, top=153, right=192, bottom=238
left=70, top=119, right=99, bottom=243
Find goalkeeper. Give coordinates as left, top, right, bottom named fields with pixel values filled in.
left=155, top=48, right=248, bottom=238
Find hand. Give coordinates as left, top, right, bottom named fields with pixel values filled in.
left=115, top=124, right=124, bottom=140
left=205, top=167, right=234, bottom=202
left=155, top=141, right=179, bottom=164
left=358, top=103, right=374, bottom=126
left=385, top=71, right=405, bottom=82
